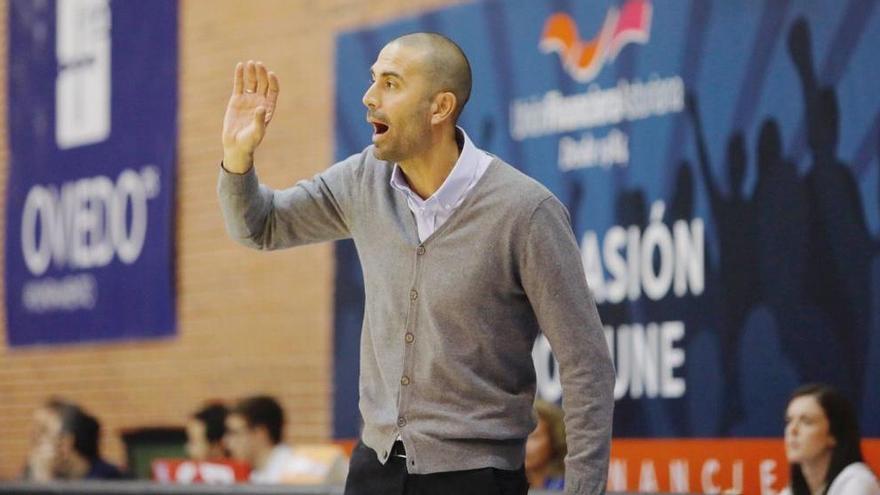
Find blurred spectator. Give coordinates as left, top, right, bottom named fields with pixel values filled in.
left=525, top=400, right=566, bottom=491
left=224, top=395, right=348, bottom=484
left=781, top=384, right=880, bottom=495
left=186, top=402, right=229, bottom=461
left=24, top=398, right=125, bottom=481
left=225, top=395, right=295, bottom=483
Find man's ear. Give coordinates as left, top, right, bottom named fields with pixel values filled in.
left=431, top=91, right=457, bottom=125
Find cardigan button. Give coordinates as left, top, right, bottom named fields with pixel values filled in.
left=416, top=246, right=426, bottom=255
left=410, top=289, right=418, bottom=301
left=397, top=416, right=407, bottom=428
left=405, top=333, right=414, bottom=344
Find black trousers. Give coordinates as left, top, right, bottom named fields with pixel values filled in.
left=343, top=440, right=529, bottom=495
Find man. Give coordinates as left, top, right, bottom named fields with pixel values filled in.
left=24, top=398, right=125, bottom=481
left=224, top=395, right=293, bottom=483
left=186, top=402, right=229, bottom=461
left=225, top=395, right=348, bottom=485
left=218, top=33, right=614, bottom=494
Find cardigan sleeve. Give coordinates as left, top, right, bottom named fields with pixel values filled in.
left=520, top=196, right=615, bottom=495
left=217, top=153, right=362, bottom=250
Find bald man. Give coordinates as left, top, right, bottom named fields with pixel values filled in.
left=218, top=33, right=614, bottom=495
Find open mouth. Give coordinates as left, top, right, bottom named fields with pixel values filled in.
left=372, top=121, right=389, bottom=135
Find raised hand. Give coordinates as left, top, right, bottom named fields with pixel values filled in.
left=222, top=60, right=280, bottom=173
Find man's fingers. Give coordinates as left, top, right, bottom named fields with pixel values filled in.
left=256, top=62, right=269, bottom=95
left=232, top=62, right=244, bottom=95
left=244, top=60, right=257, bottom=93
left=268, top=72, right=280, bottom=95
left=266, top=72, right=280, bottom=119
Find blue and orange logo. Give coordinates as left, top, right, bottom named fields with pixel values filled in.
left=540, top=0, right=652, bottom=83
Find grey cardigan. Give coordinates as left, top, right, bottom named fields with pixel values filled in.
left=218, top=147, right=614, bottom=494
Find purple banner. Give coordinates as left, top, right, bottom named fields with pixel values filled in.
left=5, top=0, right=178, bottom=346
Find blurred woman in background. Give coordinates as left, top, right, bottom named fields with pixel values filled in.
left=781, top=383, right=880, bottom=495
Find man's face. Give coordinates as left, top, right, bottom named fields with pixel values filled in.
left=224, top=414, right=256, bottom=464
left=362, top=42, right=434, bottom=163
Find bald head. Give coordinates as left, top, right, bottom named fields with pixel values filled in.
left=388, top=33, right=472, bottom=121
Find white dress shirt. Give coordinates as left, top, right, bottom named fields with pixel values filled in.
left=390, top=127, right=493, bottom=242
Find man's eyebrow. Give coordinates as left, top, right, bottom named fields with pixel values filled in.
left=370, top=69, right=404, bottom=80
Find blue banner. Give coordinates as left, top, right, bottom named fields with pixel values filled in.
left=5, top=0, right=178, bottom=346
left=333, top=0, right=880, bottom=440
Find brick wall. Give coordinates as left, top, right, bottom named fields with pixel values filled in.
left=0, top=0, right=465, bottom=479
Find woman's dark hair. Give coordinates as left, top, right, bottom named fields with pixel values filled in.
left=193, top=403, right=228, bottom=444
left=787, top=383, right=863, bottom=495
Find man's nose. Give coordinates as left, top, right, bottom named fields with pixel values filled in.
left=362, top=84, right=377, bottom=109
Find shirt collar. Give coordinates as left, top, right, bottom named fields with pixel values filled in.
left=390, top=127, right=481, bottom=210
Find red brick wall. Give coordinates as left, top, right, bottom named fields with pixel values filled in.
left=0, top=0, right=465, bottom=479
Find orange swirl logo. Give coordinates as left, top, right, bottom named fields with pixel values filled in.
left=540, top=0, right=652, bottom=83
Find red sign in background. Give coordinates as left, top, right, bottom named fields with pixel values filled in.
left=608, top=439, right=880, bottom=494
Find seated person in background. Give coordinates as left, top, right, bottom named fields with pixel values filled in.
left=781, top=383, right=880, bottom=495
left=525, top=399, right=566, bottom=491
left=24, top=398, right=125, bottom=481
left=186, top=402, right=229, bottom=461
left=225, top=394, right=347, bottom=484
left=225, top=395, right=295, bottom=483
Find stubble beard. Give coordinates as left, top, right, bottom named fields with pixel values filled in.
left=372, top=124, right=427, bottom=164
left=372, top=100, right=432, bottom=163
left=371, top=144, right=395, bottom=162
